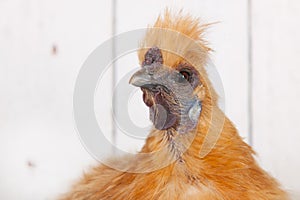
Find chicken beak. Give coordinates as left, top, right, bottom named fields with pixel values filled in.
left=129, top=67, right=162, bottom=88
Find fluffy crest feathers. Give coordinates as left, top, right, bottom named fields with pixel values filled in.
left=138, top=10, right=211, bottom=71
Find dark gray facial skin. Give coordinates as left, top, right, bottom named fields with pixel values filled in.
left=129, top=47, right=202, bottom=134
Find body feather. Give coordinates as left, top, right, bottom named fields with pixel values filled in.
left=60, top=10, right=288, bottom=200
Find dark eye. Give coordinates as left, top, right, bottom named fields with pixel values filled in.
left=177, top=64, right=200, bottom=88
left=179, top=70, right=191, bottom=82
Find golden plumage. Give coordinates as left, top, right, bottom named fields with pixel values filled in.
left=60, top=10, right=288, bottom=200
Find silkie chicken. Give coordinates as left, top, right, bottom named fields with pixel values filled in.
left=61, top=10, right=288, bottom=200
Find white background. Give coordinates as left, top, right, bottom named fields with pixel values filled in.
left=0, top=0, right=299, bottom=199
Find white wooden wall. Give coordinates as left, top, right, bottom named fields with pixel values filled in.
left=0, top=0, right=299, bottom=199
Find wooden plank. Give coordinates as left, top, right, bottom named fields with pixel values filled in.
left=0, top=0, right=112, bottom=199
left=252, top=0, right=300, bottom=197
left=114, top=0, right=250, bottom=151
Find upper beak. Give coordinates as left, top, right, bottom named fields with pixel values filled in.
left=129, top=68, right=155, bottom=87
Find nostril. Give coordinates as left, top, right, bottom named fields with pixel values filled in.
left=144, top=64, right=155, bottom=75
left=144, top=62, right=161, bottom=75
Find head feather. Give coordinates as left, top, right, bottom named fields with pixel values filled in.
left=138, top=9, right=217, bottom=105
left=138, top=9, right=211, bottom=70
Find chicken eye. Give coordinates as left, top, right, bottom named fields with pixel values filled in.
left=179, top=70, right=191, bottom=82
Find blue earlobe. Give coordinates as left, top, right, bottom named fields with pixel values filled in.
left=188, top=99, right=202, bottom=123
